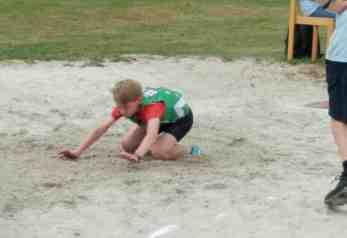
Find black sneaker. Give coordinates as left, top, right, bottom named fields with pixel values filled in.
left=324, top=173, right=347, bottom=206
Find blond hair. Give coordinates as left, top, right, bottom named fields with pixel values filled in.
left=112, top=79, right=143, bottom=104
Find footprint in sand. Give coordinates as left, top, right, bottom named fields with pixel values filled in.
left=204, top=183, right=228, bottom=190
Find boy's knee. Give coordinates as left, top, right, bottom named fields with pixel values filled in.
left=150, top=148, right=170, bottom=160
left=120, top=139, right=132, bottom=153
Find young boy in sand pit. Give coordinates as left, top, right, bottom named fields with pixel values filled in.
left=58, top=79, right=201, bottom=162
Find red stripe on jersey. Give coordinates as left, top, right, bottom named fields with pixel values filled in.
left=111, top=102, right=165, bottom=123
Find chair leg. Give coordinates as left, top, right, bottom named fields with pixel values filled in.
left=288, top=23, right=295, bottom=61
left=288, top=0, right=297, bottom=61
left=311, top=26, right=318, bottom=62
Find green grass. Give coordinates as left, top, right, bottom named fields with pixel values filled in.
left=0, top=0, right=289, bottom=61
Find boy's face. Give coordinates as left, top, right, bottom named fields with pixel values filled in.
left=117, top=98, right=140, bottom=117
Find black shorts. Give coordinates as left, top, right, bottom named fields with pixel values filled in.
left=159, top=109, right=193, bottom=142
left=326, top=60, right=347, bottom=123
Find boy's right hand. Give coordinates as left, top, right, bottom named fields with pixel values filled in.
left=58, top=150, right=80, bottom=160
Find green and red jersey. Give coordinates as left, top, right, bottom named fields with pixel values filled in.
left=111, top=87, right=190, bottom=126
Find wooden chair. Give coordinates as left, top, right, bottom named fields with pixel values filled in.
left=287, top=0, right=335, bottom=61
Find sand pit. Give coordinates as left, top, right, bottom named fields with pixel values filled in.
left=1, top=56, right=346, bottom=238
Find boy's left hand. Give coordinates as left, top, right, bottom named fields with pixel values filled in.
left=58, top=149, right=80, bottom=160
left=119, top=151, right=140, bottom=162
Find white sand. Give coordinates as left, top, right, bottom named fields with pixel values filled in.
left=0, top=56, right=345, bottom=238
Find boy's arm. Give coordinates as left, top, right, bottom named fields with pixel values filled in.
left=119, top=103, right=164, bottom=162
left=120, top=118, right=160, bottom=162
left=59, top=117, right=116, bottom=160
left=133, top=118, right=160, bottom=159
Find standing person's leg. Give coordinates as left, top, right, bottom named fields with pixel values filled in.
left=324, top=60, right=347, bottom=206
left=331, top=120, right=347, bottom=161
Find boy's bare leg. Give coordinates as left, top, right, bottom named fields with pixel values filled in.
left=120, top=125, right=146, bottom=153
left=150, top=133, right=187, bottom=160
